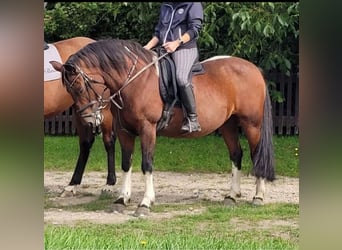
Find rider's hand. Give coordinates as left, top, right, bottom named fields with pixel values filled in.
left=162, top=40, right=181, bottom=53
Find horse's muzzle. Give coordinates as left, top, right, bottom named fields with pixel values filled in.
left=81, top=110, right=104, bottom=134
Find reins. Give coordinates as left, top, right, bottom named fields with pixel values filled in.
left=110, top=47, right=169, bottom=110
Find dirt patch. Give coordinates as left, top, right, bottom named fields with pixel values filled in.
left=44, top=171, right=299, bottom=225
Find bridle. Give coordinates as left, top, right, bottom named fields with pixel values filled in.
left=61, top=48, right=169, bottom=132
left=62, top=64, right=110, bottom=127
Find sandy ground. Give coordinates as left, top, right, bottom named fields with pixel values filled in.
left=44, top=171, right=299, bottom=225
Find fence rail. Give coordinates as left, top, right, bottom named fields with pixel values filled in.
left=44, top=71, right=299, bottom=136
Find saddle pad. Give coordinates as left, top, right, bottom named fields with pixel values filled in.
left=44, top=44, right=62, bottom=81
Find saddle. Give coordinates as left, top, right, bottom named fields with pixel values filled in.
left=156, top=48, right=205, bottom=131
left=44, top=43, right=63, bottom=82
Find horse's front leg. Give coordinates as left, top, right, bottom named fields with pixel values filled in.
left=134, top=125, right=157, bottom=217
left=111, top=132, right=136, bottom=214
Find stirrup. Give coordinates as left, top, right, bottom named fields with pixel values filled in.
left=181, top=117, right=201, bottom=133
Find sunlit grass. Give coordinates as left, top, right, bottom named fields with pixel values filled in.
left=44, top=135, right=299, bottom=177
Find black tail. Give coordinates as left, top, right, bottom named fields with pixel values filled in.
left=252, top=86, right=275, bottom=181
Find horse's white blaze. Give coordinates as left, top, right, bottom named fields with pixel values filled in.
left=119, top=168, right=132, bottom=203
left=255, top=177, right=265, bottom=199
left=229, top=163, right=241, bottom=198
left=140, top=172, right=155, bottom=207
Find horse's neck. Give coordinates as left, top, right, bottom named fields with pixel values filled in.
left=110, top=65, right=160, bottom=105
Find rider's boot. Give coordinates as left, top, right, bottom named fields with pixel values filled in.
left=179, top=84, right=201, bottom=133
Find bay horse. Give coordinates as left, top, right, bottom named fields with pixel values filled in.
left=44, top=37, right=117, bottom=196
left=51, top=38, right=275, bottom=216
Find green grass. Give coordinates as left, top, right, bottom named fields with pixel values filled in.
left=44, top=134, right=299, bottom=177
left=45, top=203, right=299, bottom=250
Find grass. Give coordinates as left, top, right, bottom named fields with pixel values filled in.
left=44, top=134, right=299, bottom=177
left=44, top=202, right=299, bottom=250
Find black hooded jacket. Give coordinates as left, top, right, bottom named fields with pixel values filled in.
left=154, top=2, right=203, bottom=49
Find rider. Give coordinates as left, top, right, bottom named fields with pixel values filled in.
left=143, top=2, right=204, bottom=133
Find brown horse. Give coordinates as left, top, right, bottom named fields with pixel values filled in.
left=44, top=37, right=117, bottom=195
left=51, top=38, right=275, bottom=216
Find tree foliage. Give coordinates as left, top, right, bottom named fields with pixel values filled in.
left=45, top=2, right=161, bottom=43
left=200, top=2, right=298, bottom=76
left=45, top=2, right=299, bottom=102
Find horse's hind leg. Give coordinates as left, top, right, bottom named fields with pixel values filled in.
left=61, top=113, right=94, bottom=197
left=219, top=116, right=243, bottom=206
left=239, top=118, right=266, bottom=206
left=111, top=130, right=136, bottom=214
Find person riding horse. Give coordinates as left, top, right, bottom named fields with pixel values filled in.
left=143, top=2, right=204, bottom=133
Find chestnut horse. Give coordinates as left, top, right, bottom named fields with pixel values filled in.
left=44, top=37, right=117, bottom=195
left=51, top=38, right=275, bottom=216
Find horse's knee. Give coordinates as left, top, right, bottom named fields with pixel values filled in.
left=103, top=137, right=115, bottom=151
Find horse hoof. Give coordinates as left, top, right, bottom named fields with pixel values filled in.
left=101, top=185, right=115, bottom=196
left=252, top=197, right=264, bottom=206
left=60, top=185, right=78, bottom=197
left=133, top=205, right=150, bottom=217
left=223, top=196, right=237, bottom=207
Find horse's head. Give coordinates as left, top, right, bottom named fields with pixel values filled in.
left=51, top=39, right=158, bottom=132
left=50, top=60, right=108, bottom=132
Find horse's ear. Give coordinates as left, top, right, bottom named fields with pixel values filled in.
left=50, top=61, right=63, bottom=72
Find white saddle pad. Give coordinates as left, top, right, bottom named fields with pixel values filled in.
left=44, top=44, right=62, bottom=81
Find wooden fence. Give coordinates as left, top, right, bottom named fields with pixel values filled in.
left=44, top=107, right=76, bottom=135
left=44, top=71, right=299, bottom=136
left=268, top=70, right=299, bottom=135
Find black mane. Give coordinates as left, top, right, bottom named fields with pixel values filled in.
left=66, top=38, right=154, bottom=76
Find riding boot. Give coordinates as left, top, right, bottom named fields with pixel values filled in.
left=179, top=84, right=201, bottom=133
